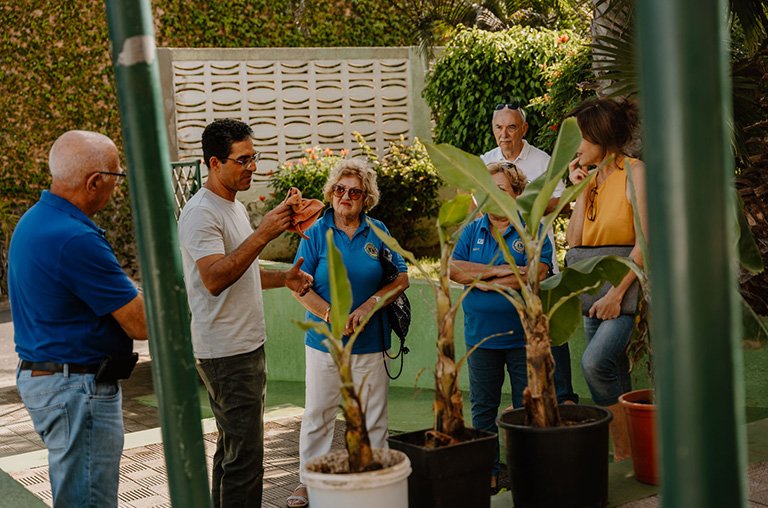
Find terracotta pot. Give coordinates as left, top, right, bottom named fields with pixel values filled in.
left=619, top=388, right=660, bottom=485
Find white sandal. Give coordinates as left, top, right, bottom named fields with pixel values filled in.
left=286, top=483, right=309, bottom=508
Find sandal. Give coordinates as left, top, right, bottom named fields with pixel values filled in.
left=287, top=483, right=309, bottom=508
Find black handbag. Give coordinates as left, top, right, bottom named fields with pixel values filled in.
left=378, top=247, right=411, bottom=379
left=564, top=245, right=639, bottom=316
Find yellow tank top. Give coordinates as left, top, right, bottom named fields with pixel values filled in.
left=582, top=157, right=638, bottom=246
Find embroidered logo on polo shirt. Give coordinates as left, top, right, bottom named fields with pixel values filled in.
left=477, top=238, right=484, bottom=245
left=512, top=238, right=524, bottom=253
left=364, top=242, right=378, bottom=259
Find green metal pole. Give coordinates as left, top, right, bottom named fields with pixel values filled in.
left=635, top=0, right=747, bottom=506
left=103, top=2, right=212, bottom=507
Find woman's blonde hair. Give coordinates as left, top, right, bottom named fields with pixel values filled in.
left=487, top=161, right=527, bottom=195
left=323, top=158, right=380, bottom=212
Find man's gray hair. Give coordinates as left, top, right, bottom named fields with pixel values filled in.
left=492, top=105, right=527, bottom=123
left=49, top=131, right=118, bottom=188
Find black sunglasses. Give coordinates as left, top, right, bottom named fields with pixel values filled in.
left=332, top=185, right=364, bottom=200
left=586, top=186, right=598, bottom=222
left=495, top=102, right=522, bottom=111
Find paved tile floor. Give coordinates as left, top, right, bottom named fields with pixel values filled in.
left=2, top=359, right=767, bottom=507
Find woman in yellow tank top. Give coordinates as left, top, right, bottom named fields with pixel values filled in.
left=565, top=98, right=649, bottom=461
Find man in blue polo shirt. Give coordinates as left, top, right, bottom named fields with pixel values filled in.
left=8, top=130, right=148, bottom=508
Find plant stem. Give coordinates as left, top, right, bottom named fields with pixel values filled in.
left=521, top=297, right=562, bottom=427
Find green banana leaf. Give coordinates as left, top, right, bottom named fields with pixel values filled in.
left=541, top=256, right=639, bottom=346
left=326, top=229, right=353, bottom=338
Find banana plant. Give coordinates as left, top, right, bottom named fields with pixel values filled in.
left=419, top=117, right=644, bottom=427
left=369, top=192, right=486, bottom=446
left=294, top=230, right=394, bottom=472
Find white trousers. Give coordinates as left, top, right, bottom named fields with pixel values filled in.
left=299, top=345, right=390, bottom=479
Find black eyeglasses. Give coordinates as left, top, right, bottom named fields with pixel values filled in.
left=223, top=152, right=261, bottom=168
left=332, top=185, right=364, bottom=200
left=495, top=102, right=522, bottom=111
left=97, top=170, right=127, bottom=178
left=586, top=186, right=598, bottom=221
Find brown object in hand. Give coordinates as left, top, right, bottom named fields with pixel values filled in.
left=283, top=187, right=324, bottom=240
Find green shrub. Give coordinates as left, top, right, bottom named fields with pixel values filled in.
left=0, top=0, right=417, bottom=289
left=267, top=135, right=442, bottom=254
left=529, top=39, right=596, bottom=154
left=423, top=26, right=584, bottom=156
left=356, top=134, right=443, bottom=254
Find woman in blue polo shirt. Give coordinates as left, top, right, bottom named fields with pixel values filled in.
left=451, top=161, right=553, bottom=493
left=288, top=159, right=409, bottom=508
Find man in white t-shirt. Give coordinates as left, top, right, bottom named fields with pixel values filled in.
left=178, top=119, right=313, bottom=508
left=481, top=103, right=578, bottom=405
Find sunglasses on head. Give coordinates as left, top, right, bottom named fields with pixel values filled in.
left=495, top=102, right=522, bottom=111
left=332, top=185, right=364, bottom=200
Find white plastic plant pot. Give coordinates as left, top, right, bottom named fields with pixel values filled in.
left=302, top=448, right=411, bottom=508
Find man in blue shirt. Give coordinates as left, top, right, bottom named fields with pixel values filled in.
left=9, top=130, right=148, bottom=507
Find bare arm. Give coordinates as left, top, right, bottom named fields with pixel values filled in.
left=589, top=161, right=648, bottom=319
left=197, top=202, right=293, bottom=296
left=345, top=272, right=410, bottom=335
left=293, top=289, right=331, bottom=321
left=261, top=257, right=313, bottom=295
left=565, top=158, right=589, bottom=247
left=475, top=261, right=549, bottom=291
left=111, top=294, right=148, bottom=340
left=450, top=260, right=515, bottom=285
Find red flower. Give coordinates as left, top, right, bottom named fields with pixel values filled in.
left=324, top=148, right=333, bottom=156
left=259, top=196, right=266, bottom=201
left=305, top=147, right=314, bottom=153
left=341, top=149, right=349, bottom=156
left=550, top=124, right=559, bottom=131
left=558, top=34, right=569, bottom=44
left=299, top=158, right=308, bottom=165
left=284, top=161, right=293, bottom=168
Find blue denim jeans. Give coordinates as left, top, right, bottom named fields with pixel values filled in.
left=552, top=343, right=579, bottom=404
left=581, top=315, right=634, bottom=406
left=196, top=346, right=267, bottom=508
left=16, top=366, right=124, bottom=508
left=466, top=346, right=527, bottom=477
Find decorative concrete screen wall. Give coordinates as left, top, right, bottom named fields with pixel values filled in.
left=157, top=47, right=432, bottom=179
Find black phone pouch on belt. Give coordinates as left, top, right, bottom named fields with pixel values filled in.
left=94, top=353, right=139, bottom=382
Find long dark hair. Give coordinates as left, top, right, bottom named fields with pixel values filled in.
left=566, top=98, right=639, bottom=155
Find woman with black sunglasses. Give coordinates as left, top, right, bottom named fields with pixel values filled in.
left=565, top=98, right=648, bottom=461
left=287, top=158, right=410, bottom=507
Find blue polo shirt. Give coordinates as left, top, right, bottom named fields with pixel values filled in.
left=9, top=191, right=138, bottom=365
left=295, top=209, right=407, bottom=354
left=453, top=214, right=553, bottom=349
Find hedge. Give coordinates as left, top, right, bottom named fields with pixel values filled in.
left=0, top=0, right=417, bottom=294
left=423, top=25, right=584, bottom=157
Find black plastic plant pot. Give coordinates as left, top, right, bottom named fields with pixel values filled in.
left=387, top=427, right=496, bottom=508
left=496, top=405, right=613, bottom=508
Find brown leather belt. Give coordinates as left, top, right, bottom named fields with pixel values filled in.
left=19, top=360, right=100, bottom=376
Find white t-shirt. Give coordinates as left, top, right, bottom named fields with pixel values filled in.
left=481, top=140, right=563, bottom=272
left=178, top=188, right=267, bottom=359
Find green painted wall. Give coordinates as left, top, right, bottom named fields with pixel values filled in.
left=262, top=262, right=767, bottom=421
